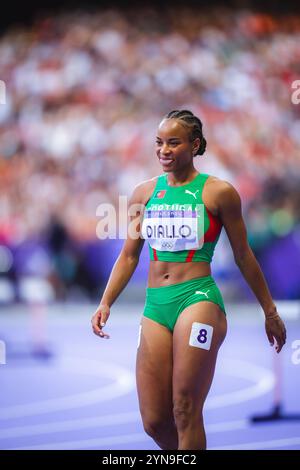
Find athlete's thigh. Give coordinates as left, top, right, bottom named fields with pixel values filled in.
left=172, top=301, right=227, bottom=407
left=136, top=316, right=174, bottom=419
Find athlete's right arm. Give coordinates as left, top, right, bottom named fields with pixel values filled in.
left=91, top=179, right=156, bottom=338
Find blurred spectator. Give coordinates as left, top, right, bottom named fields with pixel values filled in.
left=0, top=6, right=300, bottom=301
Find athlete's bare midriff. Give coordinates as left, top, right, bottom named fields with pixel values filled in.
left=148, top=260, right=211, bottom=287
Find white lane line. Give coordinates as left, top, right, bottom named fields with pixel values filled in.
left=0, top=411, right=140, bottom=439
left=10, top=433, right=151, bottom=450
left=0, top=415, right=247, bottom=440
left=0, top=357, right=273, bottom=423
left=206, top=358, right=275, bottom=409
left=13, top=421, right=300, bottom=451
left=211, top=436, right=300, bottom=450
left=0, top=357, right=135, bottom=419
left=7, top=420, right=249, bottom=450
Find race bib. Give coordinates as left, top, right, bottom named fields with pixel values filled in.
left=141, top=204, right=204, bottom=251
left=189, top=322, right=213, bottom=350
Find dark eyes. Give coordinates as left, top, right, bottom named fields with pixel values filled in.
left=156, top=141, right=180, bottom=146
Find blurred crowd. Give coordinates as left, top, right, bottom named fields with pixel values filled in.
left=0, top=6, right=300, bottom=301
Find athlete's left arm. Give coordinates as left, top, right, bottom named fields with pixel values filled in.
left=217, top=181, right=286, bottom=353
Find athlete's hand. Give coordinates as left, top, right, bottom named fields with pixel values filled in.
left=265, top=314, right=286, bottom=353
left=91, top=304, right=110, bottom=339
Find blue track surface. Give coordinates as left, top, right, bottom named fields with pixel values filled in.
left=0, top=304, right=300, bottom=450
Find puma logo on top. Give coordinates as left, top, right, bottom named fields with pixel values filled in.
left=185, top=189, right=199, bottom=200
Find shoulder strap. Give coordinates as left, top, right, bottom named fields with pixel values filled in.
left=198, top=173, right=210, bottom=184
left=155, top=173, right=168, bottom=190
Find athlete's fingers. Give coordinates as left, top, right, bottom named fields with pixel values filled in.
left=276, top=338, right=284, bottom=353
left=278, top=332, right=286, bottom=353
left=95, top=324, right=110, bottom=339
left=92, top=324, right=102, bottom=336
left=91, top=312, right=102, bottom=333
left=99, top=330, right=110, bottom=339
left=91, top=318, right=101, bottom=335
left=91, top=304, right=111, bottom=339
left=275, top=323, right=286, bottom=352
left=283, top=326, right=287, bottom=342
left=92, top=320, right=110, bottom=339
left=266, top=328, right=274, bottom=346
left=91, top=313, right=106, bottom=335
left=274, top=330, right=286, bottom=353
left=100, top=312, right=110, bottom=328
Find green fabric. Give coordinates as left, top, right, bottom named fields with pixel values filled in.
left=143, top=276, right=226, bottom=332
left=144, top=173, right=222, bottom=263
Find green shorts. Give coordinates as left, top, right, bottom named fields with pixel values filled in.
left=143, top=275, right=226, bottom=332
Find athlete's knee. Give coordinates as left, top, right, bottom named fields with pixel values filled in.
left=142, top=412, right=172, bottom=441
left=173, top=392, right=203, bottom=432
left=173, top=395, right=192, bottom=431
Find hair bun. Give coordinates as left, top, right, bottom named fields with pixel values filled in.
left=198, top=137, right=207, bottom=156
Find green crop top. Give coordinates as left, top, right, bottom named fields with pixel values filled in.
left=141, top=173, right=222, bottom=263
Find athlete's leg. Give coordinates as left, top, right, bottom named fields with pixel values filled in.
left=172, top=301, right=227, bottom=450
left=136, top=316, right=178, bottom=449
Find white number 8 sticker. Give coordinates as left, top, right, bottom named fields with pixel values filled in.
left=189, top=322, right=213, bottom=350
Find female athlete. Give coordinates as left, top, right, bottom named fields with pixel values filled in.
left=91, top=109, right=286, bottom=450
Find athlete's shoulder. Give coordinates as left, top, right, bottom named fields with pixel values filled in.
left=130, top=175, right=160, bottom=205
left=205, top=175, right=238, bottom=194
left=205, top=176, right=241, bottom=212
left=133, top=175, right=160, bottom=193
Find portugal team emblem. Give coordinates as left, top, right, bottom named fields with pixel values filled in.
left=155, top=190, right=166, bottom=199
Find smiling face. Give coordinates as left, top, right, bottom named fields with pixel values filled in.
left=156, top=118, right=199, bottom=172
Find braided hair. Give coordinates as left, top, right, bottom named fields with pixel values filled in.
left=165, top=109, right=207, bottom=156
